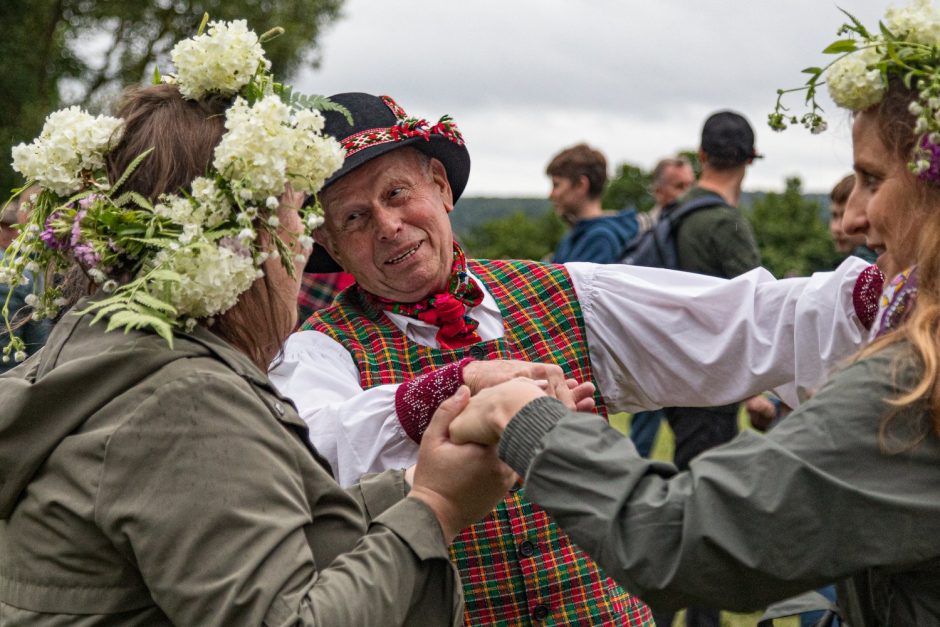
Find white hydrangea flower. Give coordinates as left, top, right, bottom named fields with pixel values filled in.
left=155, top=181, right=231, bottom=231
left=156, top=242, right=258, bottom=319
left=171, top=20, right=270, bottom=100
left=179, top=223, right=203, bottom=245
left=826, top=45, right=886, bottom=111
left=189, top=177, right=232, bottom=228
left=154, top=195, right=196, bottom=224
left=306, top=213, right=325, bottom=229
left=213, top=97, right=345, bottom=201
left=213, top=96, right=293, bottom=200
left=285, top=108, right=345, bottom=194
left=885, top=0, right=940, bottom=46
left=11, top=106, right=123, bottom=196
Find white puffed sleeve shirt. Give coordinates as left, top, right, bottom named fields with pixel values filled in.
left=270, top=257, right=872, bottom=486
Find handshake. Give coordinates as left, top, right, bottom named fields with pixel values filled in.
left=407, top=359, right=594, bottom=542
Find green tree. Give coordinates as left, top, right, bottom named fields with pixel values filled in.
left=462, top=210, right=566, bottom=261
left=678, top=149, right=701, bottom=178
left=0, top=0, right=342, bottom=196
left=602, top=162, right=653, bottom=212
left=747, top=176, right=841, bottom=277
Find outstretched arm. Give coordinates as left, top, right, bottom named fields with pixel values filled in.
left=490, top=345, right=939, bottom=611
left=568, top=257, right=880, bottom=412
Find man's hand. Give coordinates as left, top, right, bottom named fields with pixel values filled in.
left=463, top=359, right=594, bottom=411
left=448, top=379, right=547, bottom=446
left=409, top=387, right=516, bottom=542
left=744, top=394, right=777, bottom=432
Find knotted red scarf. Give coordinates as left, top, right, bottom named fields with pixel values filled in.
left=367, top=243, right=484, bottom=349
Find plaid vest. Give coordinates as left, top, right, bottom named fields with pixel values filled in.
left=306, top=259, right=652, bottom=627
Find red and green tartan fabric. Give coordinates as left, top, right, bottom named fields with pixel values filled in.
left=305, top=258, right=653, bottom=627
left=297, top=271, right=355, bottom=322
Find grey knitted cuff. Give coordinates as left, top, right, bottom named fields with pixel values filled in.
left=498, top=396, right=568, bottom=476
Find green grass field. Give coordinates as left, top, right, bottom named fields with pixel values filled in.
left=608, top=413, right=799, bottom=627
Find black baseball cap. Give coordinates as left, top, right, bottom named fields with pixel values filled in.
left=701, top=111, right=763, bottom=166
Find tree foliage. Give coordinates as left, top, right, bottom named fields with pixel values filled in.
left=462, top=210, right=566, bottom=261
left=0, top=0, right=343, bottom=196
left=460, top=175, right=840, bottom=273
left=602, top=162, right=653, bottom=212
left=746, top=176, right=841, bottom=277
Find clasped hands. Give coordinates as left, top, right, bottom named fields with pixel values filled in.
left=408, top=359, right=593, bottom=541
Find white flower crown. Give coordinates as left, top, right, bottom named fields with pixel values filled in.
left=1, top=16, right=346, bottom=362
left=771, top=0, right=940, bottom=181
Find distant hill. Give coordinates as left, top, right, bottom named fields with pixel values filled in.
left=451, top=197, right=552, bottom=240
left=453, top=192, right=833, bottom=240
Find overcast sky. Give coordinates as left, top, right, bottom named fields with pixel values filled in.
left=295, top=0, right=893, bottom=197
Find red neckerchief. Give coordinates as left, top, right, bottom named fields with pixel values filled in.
left=367, top=243, right=484, bottom=349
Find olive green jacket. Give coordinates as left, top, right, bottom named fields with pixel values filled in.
left=500, top=345, right=940, bottom=626
left=0, top=306, right=461, bottom=625
left=673, top=186, right=761, bottom=279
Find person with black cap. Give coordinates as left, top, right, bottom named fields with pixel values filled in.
left=674, top=110, right=763, bottom=278
left=272, top=93, right=878, bottom=627
left=654, top=109, right=765, bottom=627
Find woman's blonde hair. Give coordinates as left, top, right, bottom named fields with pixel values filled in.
left=857, top=79, right=940, bottom=444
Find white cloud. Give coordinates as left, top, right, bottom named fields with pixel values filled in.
left=295, top=0, right=893, bottom=195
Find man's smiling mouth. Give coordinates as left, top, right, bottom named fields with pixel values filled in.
left=385, top=242, right=422, bottom=265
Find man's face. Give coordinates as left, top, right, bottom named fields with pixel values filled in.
left=829, top=200, right=866, bottom=254
left=316, top=148, right=455, bottom=303
left=548, top=175, right=588, bottom=220
left=653, top=163, right=694, bottom=207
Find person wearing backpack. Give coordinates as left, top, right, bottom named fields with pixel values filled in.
left=546, top=143, right=642, bottom=264
left=651, top=110, right=765, bottom=627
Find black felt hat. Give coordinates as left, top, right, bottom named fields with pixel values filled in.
left=305, top=93, right=471, bottom=273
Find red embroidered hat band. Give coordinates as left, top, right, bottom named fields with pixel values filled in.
left=339, top=96, right=465, bottom=158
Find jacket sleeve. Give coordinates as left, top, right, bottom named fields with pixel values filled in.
left=95, top=368, right=458, bottom=627
left=500, top=347, right=940, bottom=611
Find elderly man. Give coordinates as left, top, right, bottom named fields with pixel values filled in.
left=274, top=93, right=880, bottom=626
left=649, top=156, right=695, bottom=220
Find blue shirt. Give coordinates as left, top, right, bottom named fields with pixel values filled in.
left=553, top=209, right=639, bottom=264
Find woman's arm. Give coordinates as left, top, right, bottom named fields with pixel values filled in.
left=493, top=346, right=940, bottom=611
left=95, top=367, right=462, bottom=626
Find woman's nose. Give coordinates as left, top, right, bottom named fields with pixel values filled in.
left=842, top=188, right=869, bottom=237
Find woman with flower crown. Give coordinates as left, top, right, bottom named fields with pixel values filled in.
left=0, top=19, right=512, bottom=625
left=445, top=2, right=940, bottom=625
